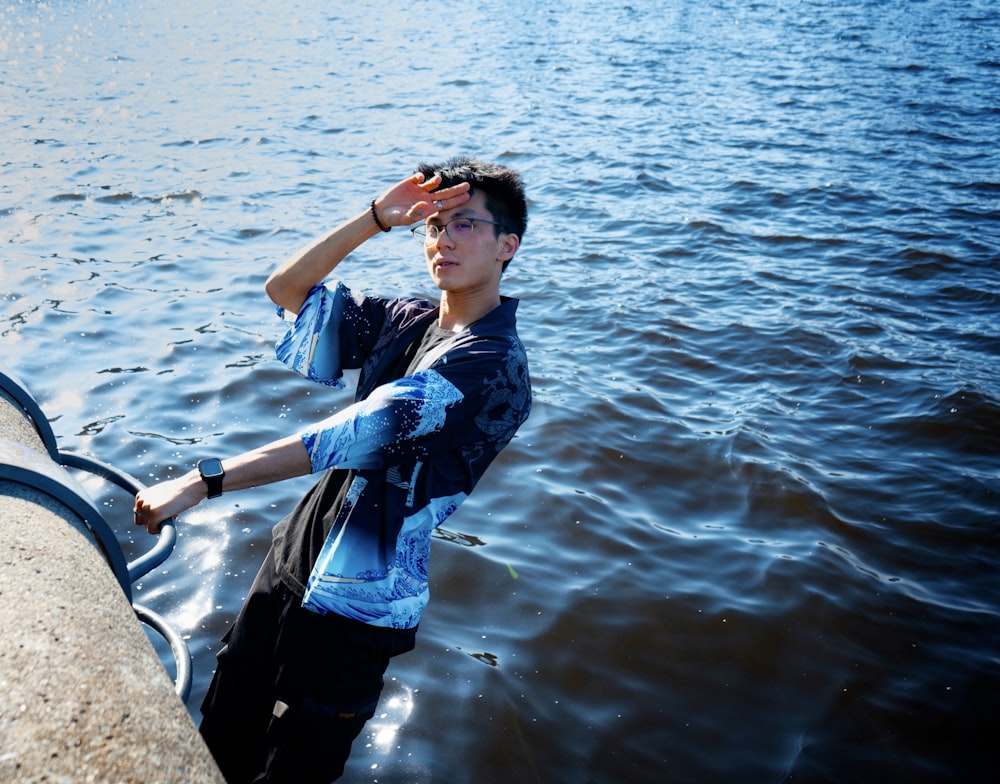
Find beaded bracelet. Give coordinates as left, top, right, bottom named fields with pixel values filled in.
left=370, top=199, right=390, bottom=232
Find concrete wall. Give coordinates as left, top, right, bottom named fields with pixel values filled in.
left=0, top=389, right=224, bottom=783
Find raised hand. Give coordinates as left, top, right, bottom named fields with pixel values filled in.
left=375, top=173, right=471, bottom=228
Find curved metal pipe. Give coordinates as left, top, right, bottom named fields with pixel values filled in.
left=134, top=603, right=193, bottom=703
left=58, top=451, right=177, bottom=582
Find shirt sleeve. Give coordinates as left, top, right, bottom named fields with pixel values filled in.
left=274, top=282, right=382, bottom=388
left=297, top=368, right=464, bottom=472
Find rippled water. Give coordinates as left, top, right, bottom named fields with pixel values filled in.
left=3, top=0, right=999, bottom=781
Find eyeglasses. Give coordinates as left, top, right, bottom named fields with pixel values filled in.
left=411, top=217, right=507, bottom=245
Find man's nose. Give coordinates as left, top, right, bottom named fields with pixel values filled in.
left=432, top=226, right=455, bottom=248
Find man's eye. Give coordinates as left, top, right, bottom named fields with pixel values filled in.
left=452, top=220, right=474, bottom=234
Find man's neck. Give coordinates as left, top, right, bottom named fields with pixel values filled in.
left=437, top=290, right=502, bottom=332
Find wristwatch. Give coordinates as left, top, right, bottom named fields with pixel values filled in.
left=197, top=458, right=225, bottom=499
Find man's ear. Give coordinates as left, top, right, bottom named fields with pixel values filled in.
left=498, top=233, right=520, bottom=263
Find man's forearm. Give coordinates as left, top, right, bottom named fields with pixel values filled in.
left=217, top=435, right=314, bottom=492
left=134, top=435, right=313, bottom=534
left=265, top=209, right=381, bottom=315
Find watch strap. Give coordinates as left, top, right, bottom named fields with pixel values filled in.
left=197, top=458, right=225, bottom=499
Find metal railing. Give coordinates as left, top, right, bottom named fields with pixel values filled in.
left=0, top=367, right=191, bottom=702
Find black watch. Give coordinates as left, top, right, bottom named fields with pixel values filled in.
left=197, top=458, right=225, bottom=499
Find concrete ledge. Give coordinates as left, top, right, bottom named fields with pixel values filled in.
left=0, top=392, right=224, bottom=782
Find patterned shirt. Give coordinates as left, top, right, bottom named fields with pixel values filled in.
left=269, top=282, right=531, bottom=629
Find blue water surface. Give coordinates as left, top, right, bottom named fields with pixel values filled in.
left=2, top=1, right=999, bottom=781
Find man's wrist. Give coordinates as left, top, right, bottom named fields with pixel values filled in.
left=197, top=458, right=226, bottom=499
left=369, top=199, right=390, bottom=232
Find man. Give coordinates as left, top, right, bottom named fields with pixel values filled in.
left=134, top=157, right=532, bottom=782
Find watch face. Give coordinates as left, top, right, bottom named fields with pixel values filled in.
left=199, top=458, right=224, bottom=478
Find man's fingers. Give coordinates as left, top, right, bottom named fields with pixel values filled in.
left=427, top=183, right=471, bottom=212
left=134, top=495, right=161, bottom=535
left=433, top=181, right=470, bottom=198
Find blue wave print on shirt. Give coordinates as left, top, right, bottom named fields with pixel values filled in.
left=273, top=283, right=348, bottom=388
left=298, top=369, right=464, bottom=472
left=302, top=490, right=468, bottom=626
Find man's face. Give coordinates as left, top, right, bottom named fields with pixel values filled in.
left=422, top=190, right=512, bottom=293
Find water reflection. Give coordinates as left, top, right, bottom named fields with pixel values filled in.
left=353, top=678, right=424, bottom=782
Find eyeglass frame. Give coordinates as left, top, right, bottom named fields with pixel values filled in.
left=411, top=217, right=509, bottom=244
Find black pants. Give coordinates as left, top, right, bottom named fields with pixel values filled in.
left=199, top=548, right=416, bottom=783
